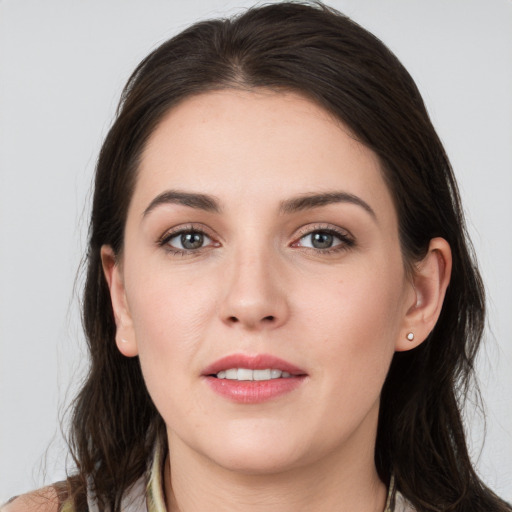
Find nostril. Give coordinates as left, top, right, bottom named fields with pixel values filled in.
left=225, top=314, right=277, bottom=325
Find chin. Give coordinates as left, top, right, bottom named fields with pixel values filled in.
left=212, top=446, right=305, bottom=476
left=197, top=426, right=322, bottom=476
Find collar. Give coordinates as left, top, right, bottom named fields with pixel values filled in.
left=146, top=436, right=167, bottom=512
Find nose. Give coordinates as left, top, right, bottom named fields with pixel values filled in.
left=219, top=247, right=290, bottom=331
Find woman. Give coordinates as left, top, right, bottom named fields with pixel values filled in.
left=4, top=2, right=511, bottom=511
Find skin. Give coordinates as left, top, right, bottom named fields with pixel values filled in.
left=102, top=90, right=451, bottom=512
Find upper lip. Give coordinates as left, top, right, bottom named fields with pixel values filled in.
left=202, top=353, right=307, bottom=376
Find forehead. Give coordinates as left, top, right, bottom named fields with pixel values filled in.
left=132, top=89, right=396, bottom=222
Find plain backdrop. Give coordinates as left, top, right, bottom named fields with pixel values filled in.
left=1, top=0, right=511, bottom=504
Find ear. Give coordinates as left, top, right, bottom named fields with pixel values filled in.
left=396, top=237, right=452, bottom=352
left=101, top=245, right=138, bottom=357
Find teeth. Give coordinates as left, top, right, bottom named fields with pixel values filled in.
left=237, top=368, right=253, bottom=381
left=215, top=368, right=293, bottom=380
left=253, top=369, right=271, bottom=381
left=270, top=369, right=281, bottom=379
left=225, top=369, right=238, bottom=379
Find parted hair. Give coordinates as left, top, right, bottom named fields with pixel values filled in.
left=68, top=2, right=511, bottom=511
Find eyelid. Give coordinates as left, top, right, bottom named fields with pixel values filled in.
left=157, top=223, right=220, bottom=249
left=293, top=223, right=354, bottom=241
left=156, top=222, right=354, bottom=254
left=290, top=223, right=355, bottom=251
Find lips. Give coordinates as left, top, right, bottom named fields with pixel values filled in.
left=202, top=353, right=306, bottom=377
left=202, top=354, right=307, bottom=404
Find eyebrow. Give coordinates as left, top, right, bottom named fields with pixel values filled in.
left=279, top=192, right=376, bottom=220
left=143, top=190, right=221, bottom=217
left=142, top=189, right=376, bottom=220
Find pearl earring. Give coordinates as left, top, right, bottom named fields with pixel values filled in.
left=406, top=332, right=415, bottom=341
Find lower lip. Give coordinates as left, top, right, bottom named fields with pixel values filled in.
left=204, top=376, right=306, bottom=403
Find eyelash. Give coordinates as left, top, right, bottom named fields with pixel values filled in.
left=157, top=224, right=218, bottom=256
left=292, top=225, right=355, bottom=254
left=157, top=224, right=355, bottom=256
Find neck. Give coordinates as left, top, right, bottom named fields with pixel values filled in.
left=164, top=411, right=387, bottom=512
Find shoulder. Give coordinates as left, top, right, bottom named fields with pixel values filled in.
left=1, top=485, right=64, bottom=512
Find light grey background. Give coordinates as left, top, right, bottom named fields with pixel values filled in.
left=1, top=0, right=511, bottom=503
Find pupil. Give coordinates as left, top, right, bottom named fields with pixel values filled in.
left=312, top=232, right=333, bottom=249
left=181, top=232, right=203, bottom=249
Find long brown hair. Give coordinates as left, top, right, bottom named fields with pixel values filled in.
left=68, top=2, right=511, bottom=511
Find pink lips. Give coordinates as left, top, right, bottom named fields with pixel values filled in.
left=202, top=353, right=307, bottom=404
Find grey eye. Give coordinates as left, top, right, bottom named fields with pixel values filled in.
left=168, top=231, right=211, bottom=250
left=299, top=231, right=340, bottom=249
left=311, top=232, right=334, bottom=249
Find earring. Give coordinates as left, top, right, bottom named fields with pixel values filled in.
left=406, top=332, right=415, bottom=341
left=121, top=338, right=129, bottom=344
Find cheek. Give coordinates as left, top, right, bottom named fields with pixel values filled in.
left=297, top=260, right=405, bottom=384
left=124, top=264, right=216, bottom=400
left=127, top=257, right=215, bottom=341
left=303, top=259, right=404, bottom=331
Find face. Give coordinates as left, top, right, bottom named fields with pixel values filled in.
left=107, top=90, right=417, bottom=475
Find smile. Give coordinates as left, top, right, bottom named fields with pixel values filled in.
left=203, top=354, right=307, bottom=403
left=215, top=368, right=292, bottom=380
